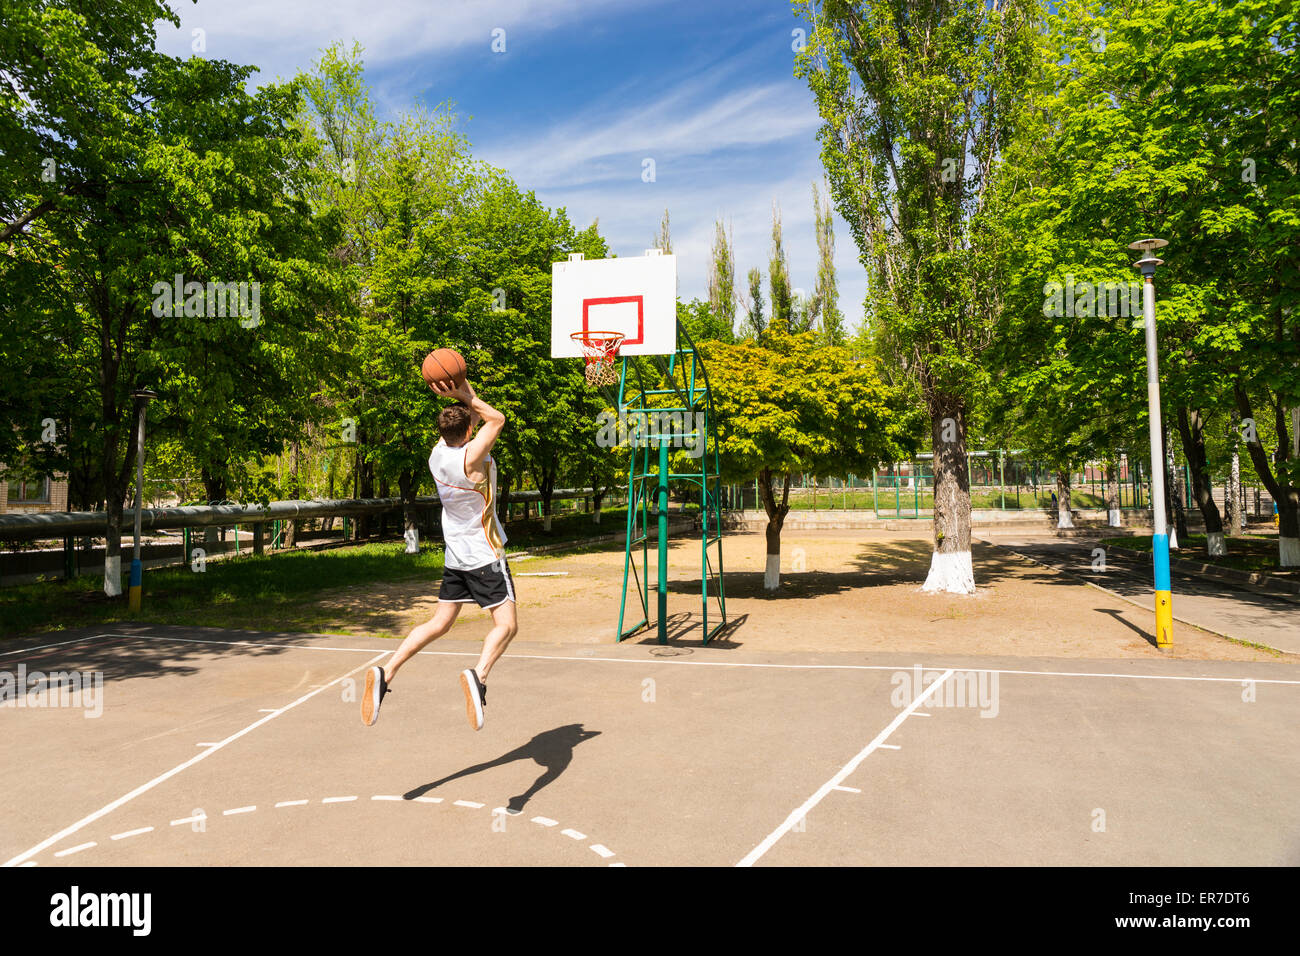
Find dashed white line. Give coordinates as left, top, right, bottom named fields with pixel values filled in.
left=371, top=795, right=402, bottom=802
left=54, top=842, right=96, bottom=857
left=1, top=650, right=386, bottom=869
left=196, top=743, right=218, bottom=748
left=561, top=828, right=586, bottom=840
left=609, top=862, right=626, bottom=867
left=18, top=861, right=38, bottom=867
left=879, top=744, right=901, bottom=750
left=532, top=816, right=558, bottom=827
left=453, top=800, right=484, bottom=809
left=736, top=669, right=954, bottom=868
left=223, top=806, right=256, bottom=815
left=413, top=796, right=443, bottom=804
left=590, top=844, right=615, bottom=858
left=111, top=827, right=154, bottom=841
left=322, top=796, right=357, bottom=804
left=258, top=709, right=278, bottom=714
left=832, top=786, right=861, bottom=793
left=275, top=800, right=308, bottom=808
left=170, top=814, right=206, bottom=827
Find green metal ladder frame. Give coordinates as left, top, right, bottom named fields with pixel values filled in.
left=610, top=321, right=727, bottom=644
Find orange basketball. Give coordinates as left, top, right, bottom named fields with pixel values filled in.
left=421, top=348, right=467, bottom=391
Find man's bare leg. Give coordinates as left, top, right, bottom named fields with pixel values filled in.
left=474, top=600, right=518, bottom=681
left=385, top=600, right=462, bottom=682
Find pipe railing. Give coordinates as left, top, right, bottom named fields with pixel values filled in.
left=0, top=488, right=605, bottom=540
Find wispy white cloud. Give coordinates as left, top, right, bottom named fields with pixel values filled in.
left=154, top=0, right=657, bottom=77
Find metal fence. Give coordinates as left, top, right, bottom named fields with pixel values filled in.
left=721, top=452, right=1275, bottom=519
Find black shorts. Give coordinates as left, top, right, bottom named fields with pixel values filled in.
left=438, top=558, right=515, bottom=609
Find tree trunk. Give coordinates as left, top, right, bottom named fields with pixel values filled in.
left=1105, top=459, right=1122, bottom=527
left=398, top=469, right=419, bottom=553
left=592, top=481, right=605, bottom=525
left=1177, top=407, right=1225, bottom=555
left=1225, top=416, right=1242, bottom=535
left=1056, top=468, right=1074, bottom=529
left=1234, top=384, right=1300, bottom=565
left=1161, top=423, right=1181, bottom=549
left=921, top=396, right=974, bottom=593
left=757, top=467, right=790, bottom=590
left=357, top=456, right=374, bottom=539
left=284, top=441, right=300, bottom=547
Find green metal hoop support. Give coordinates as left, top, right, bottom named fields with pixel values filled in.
left=613, top=320, right=727, bottom=645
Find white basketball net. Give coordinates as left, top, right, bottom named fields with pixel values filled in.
left=571, top=331, right=625, bottom=387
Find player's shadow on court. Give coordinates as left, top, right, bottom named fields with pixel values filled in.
left=403, top=724, right=601, bottom=814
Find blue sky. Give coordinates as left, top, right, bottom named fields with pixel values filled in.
left=154, top=0, right=867, bottom=332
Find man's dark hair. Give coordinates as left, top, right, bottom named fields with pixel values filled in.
left=438, top=403, right=472, bottom=444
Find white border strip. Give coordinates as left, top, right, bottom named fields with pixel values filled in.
left=47, top=633, right=1300, bottom=686
left=2, top=650, right=385, bottom=868
left=736, top=670, right=954, bottom=867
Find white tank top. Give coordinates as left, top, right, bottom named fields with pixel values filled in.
left=428, top=439, right=507, bottom=570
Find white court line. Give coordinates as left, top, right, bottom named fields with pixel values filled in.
left=736, top=669, right=954, bottom=868
left=371, top=795, right=402, bottom=802
left=1, top=650, right=385, bottom=868
left=0, top=633, right=110, bottom=657
left=413, top=796, right=442, bottom=804
left=53, top=842, right=95, bottom=858
left=590, top=844, right=615, bottom=858
left=82, top=633, right=1300, bottom=686
left=514, top=572, right=569, bottom=577
left=275, top=800, right=308, bottom=808
left=453, top=800, right=484, bottom=809
left=223, top=806, right=256, bottom=815
left=111, top=827, right=154, bottom=841
left=833, top=786, right=861, bottom=793
left=879, top=744, right=901, bottom=750
left=170, top=814, right=206, bottom=827
left=322, top=796, right=357, bottom=804
left=561, top=828, right=586, bottom=840
left=532, top=816, right=558, bottom=827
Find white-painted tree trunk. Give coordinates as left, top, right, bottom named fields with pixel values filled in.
left=1108, top=508, right=1122, bottom=527
left=1281, top=536, right=1300, bottom=567
left=1169, top=526, right=1179, bottom=549
left=594, top=507, right=601, bottom=526
left=920, top=550, right=975, bottom=594
left=1057, top=508, right=1074, bottom=529
left=103, top=555, right=122, bottom=597
left=404, top=528, right=419, bottom=554
left=764, top=553, right=780, bottom=590
left=1206, top=531, right=1226, bottom=557
left=543, top=514, right=552, bottom=532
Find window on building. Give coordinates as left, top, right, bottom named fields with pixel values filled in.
left=15, top=478, right=50, bottom=503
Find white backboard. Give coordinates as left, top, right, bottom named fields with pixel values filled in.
left=551, top=253, right=677, bottom=357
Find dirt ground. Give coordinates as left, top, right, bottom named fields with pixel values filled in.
left=309, top=529, right=1277, bottom=662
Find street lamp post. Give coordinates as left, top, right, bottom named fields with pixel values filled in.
left=128, top=388, right=158, bottom=612
left=1129, top=238, right=1172, bottom=647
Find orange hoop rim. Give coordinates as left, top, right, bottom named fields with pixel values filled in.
left=570, top=330, right=625, bottom=364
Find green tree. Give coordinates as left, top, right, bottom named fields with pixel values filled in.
left=700, top=329, right=908, bottom=589
left=707, top=218, right=737, bottom=337
left=796, top=0, right=1038, bottom=593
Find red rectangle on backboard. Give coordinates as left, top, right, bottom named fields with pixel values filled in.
left=582, top=295, right=644, bottom=346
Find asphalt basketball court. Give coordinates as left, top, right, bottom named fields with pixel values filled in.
left=5, top=623, right=1298, bottom=867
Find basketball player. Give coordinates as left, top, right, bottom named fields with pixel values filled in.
left=361, top=376, right=515, bottom=730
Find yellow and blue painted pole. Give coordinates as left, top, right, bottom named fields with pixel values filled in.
left=1130, top=238, right=1171, bottom=647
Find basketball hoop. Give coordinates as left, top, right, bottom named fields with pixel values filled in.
left=570, top=330, right=625, bottom=387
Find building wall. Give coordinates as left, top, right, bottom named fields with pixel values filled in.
left=0, top=474, right=69, bottom=514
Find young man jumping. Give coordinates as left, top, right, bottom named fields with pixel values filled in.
left=361, top=376, right=516, bottom=731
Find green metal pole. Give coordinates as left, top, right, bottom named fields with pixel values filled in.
left=656, top=438, right=669, bottom=644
